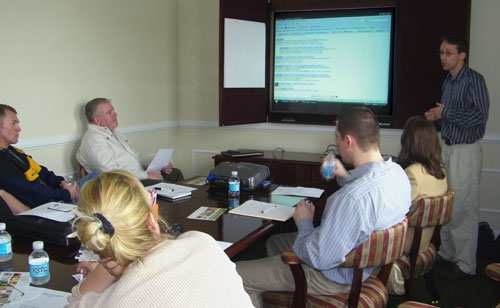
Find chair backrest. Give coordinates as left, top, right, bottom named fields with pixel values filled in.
left=77, top=162, right=88, bottom=178
left=407, top=188, right=455, bottom=228
left=340, top=217, right=408, bottom=268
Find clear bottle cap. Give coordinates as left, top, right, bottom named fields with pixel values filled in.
left=32, top=241, right=44, bottom=250
left=0, top=223, right=5, bottom=231
left=231, top=171, right=238, bottom=176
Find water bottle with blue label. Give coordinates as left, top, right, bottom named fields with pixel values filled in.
left=228, top=171, right=240, bottom=197
left=0, top=223, right=12, bottom=263
left=29, top=241, right=50, bottom=285
left=321, top=152, right=337, bottom=181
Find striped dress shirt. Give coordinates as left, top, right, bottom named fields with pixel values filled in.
left=441, top=65, right=489, bottom=144
left=293, top=157, right=411, bottom=285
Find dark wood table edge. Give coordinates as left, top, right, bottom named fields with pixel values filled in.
left=224, top=220, right=278, bottom=258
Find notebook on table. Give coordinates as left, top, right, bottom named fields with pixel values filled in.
left=144, top=183, right=196, bottom=200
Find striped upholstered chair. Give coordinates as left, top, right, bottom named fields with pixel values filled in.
left=485, top=263, right=500, bottom=307
left=262, top=218, right=408, bottom=308
left=395, top=188, right=454, bottom=303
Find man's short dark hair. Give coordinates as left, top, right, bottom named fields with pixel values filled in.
left=442, top=35, right=469, bottom=54
left=0, top=104, right=17, bottom=124
left=336, top=107, right=379, bottom=151
left=85, top=98, right=110, bottom=123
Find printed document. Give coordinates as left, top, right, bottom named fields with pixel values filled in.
left=3, top=286, right=70, bottom=308
left=187, top=207, right=226, bottom=221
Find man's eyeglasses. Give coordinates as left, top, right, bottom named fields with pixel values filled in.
left=439, top=51, right=459, bottom=57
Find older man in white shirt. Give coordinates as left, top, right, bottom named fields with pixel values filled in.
left=77, top=98, right=183, bottom=182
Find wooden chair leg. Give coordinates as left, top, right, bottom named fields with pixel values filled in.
left=347, top=269, right=364, bottom=308
left=487, top=278, right=500, bottom=303
left=289, top=263, right=307, bottom=308
left=404, top=277, right=414, bottom=300
left=424, top=269, right=440, bottom=305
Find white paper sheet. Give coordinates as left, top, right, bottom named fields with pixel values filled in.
left=271, top=186, right=324, bottom=198
left=146, top=149, right=174, bottom=172
left=216, top=241, right=233, bottom=251
left=228, top=200, right=295, bottom=222
left=3, top=286, right=70, bottom=308
left=17, top=202, right=76, bottom=222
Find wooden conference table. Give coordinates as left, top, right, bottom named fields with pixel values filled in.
left=6, top=182, right=281, bottom=293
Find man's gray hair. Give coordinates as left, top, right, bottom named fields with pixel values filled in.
left=85, top=98, right=111, bottom=123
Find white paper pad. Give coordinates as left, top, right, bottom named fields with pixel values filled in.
left=17, top=202, right=76, bottom=222
left=146, top=149, right=174, bottom=172
left=271, top=186, right=324, bottom=198
left=228, top=200, right=295, bottom=222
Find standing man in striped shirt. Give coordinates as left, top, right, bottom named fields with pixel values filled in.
left=425, top=36, right=489, bottom=279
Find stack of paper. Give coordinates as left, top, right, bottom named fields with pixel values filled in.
left=228, top=200, right=295, bottom=222
left=144, top=183, right=197, bottom=200
left=271, top=186, right=324, bottom=198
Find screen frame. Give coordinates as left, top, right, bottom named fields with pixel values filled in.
left=268, top=6, right=397, bottom=127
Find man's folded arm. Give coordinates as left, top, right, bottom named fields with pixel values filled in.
left=0, top=177, right=71, bottom=208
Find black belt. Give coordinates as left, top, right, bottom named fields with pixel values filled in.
left=444, top=138, right=454, bottom=146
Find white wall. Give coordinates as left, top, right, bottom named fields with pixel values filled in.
left=1, top=0, right=499, bottom=232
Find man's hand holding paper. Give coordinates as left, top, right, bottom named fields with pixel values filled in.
left=146, top=149, right=174, bottom=173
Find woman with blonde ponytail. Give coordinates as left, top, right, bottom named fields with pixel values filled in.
left=67, top=170, right=253, bottom=308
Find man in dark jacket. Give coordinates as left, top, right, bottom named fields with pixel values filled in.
left=0, top=104, right=90, bottom=208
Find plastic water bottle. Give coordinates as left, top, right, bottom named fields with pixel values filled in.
left=228, top=196, right=240, bottom=209
left=29, top=241, right=50, bottom=285
left=321, top=152, right=337, bottom=181
left=64, top=174, right=74, bottom=186
left=0, top=223, right=12, bottom=262
left=228, top=171, right=240, bottom=197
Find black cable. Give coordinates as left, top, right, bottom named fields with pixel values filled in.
left=323, top=144, right=337, bottom=156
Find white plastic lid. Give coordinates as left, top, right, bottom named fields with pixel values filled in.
left=231, top=171, right=238, bottom=176
left=33, top=241, right=44, bottom=250
left=0, top=223, right=5, bottom=231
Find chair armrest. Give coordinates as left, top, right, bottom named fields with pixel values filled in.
left=280, top=249, right=307, bottom=308
left=281, top=249, right=303, bottom=265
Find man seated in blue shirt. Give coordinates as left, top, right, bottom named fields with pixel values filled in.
left=236, top=107, right=411, bottom=307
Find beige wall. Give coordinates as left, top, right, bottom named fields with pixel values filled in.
left=1, top=0, right=499, bottom=231
left=0, top=0, right=180, bottom=171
